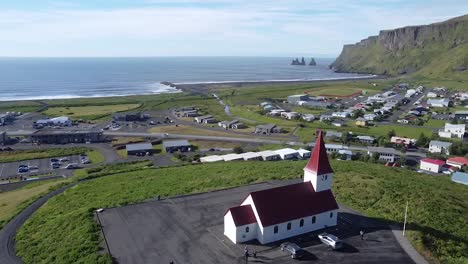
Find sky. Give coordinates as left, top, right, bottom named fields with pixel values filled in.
left=0, top=0, right=467, bottom=57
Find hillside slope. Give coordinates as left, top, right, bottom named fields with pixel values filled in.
left=331, top=15, right=468, bottom=80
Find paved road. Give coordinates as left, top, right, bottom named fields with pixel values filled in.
left=213, top=93, right=258, bottom=124
left=0, top=183, right=77, bottom=264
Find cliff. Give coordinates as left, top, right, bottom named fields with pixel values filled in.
left=331, top=14, right=468, bottom=79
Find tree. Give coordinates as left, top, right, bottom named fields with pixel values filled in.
left=387, top=129, right=396, bottom=140
left=352, top=109, right=365, bottom=118
left=233, top=146, right=244, bottom=154
left=416, top=132, right=429, bottom=147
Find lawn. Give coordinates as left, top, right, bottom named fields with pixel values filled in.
left=424, top=119, right=447, bottom=128
left=0, top=178, right=71, bottom=229
left=148, top=125, right=253, bottom=138
left=0, top=147, right=93, bottom=163
left=191, top=140, right=240, bottom=150
left=305, top=87, right=364, bottom=97
left=15, top=161, right=468, bottom=264
left=44, top=104, right=141, bottom=120
left=86, top=150, right=105, bottom=164
left=0, top=101, right=42, bottom=113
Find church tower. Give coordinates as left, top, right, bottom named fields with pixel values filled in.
left=304, top=130, right=334, bottom=192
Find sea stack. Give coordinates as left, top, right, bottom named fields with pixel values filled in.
left=309, top=58, right=317, bottom=66
left=291, top=57, right=306, bottom=65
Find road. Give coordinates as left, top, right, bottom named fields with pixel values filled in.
left=0, top=183, right=78, bottom=264
left=212, top=93, right=258, bottom=124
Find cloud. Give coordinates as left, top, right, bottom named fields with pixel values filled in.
left=0, top=0, right=467, bottom=56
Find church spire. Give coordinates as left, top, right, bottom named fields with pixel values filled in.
left=304, top=130, right=333, bottom=175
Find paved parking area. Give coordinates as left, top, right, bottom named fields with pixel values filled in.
left=98, top=180, right=413, bottom=264
left=0, top=155, right=83, bottom=180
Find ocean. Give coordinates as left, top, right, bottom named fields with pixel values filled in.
left=0, top=57, right=373, bottom=101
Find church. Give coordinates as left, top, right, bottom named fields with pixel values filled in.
left=224, top=130, right=339, bottom=244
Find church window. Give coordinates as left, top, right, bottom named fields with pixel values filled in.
left=274, top=226, right=278, bottom=233
left=312, top=216, right=316, bottom=224
left=330, top=212, right=333, bottom=218
left=245, top=226, right=249, bottom=233
left=299, top=219, right=304, bottom=227
left=287, top=222, right=292, bottom=230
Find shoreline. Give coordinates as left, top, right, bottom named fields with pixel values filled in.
left=0, top=75, right=385, bottom=102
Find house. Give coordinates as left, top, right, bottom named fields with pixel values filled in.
left=431, top=113, right=451, bottom=120
left=325, top=144, right=347, bottom=153
left=254, top=124, right=282, bottom=134
left=224, top=131, right=339, bottom=244
left=297, top=148, right=311, bottom=159
left=287, top=94, right=309, bottom=104
left=438, top=123, right=466, bottom=139
left=299, top=101, right=330, bottom=109
left=126, top=143, right=153, bottom=156
left=36, top=116, right=72, bottom=127
left=302, top=114, right=316, bottom=122
left=446, top=157, right=468, bottom=169
left=367, top=147, right=398, bottom=162
left=451, top=172, right=468, bottom=185
left=319, top=114, right=333, bottom=121
left=420, top=158, right=445, bottom=173
left=241, top=152, right=263, bottom=161
left=325, top=131, right=342, bottom=140
left=355, top=118, right=368, bottom=127
left=397, top=119, right=409, bottom=124
left=338, top=149, right=353, bottom=160
left=274, top=148, right=299, bottom=160
left=194, top=115, right=213, bottom=123
left=112, top=112, right=148, bottom=122
left=454, top=111, right=468, bottom=121
left=29, top=130, right=103, bottom=144
left=218, top=120, right=236, bottom=129
left=162, top=140, right=192, bottom=153
left=332, top=112, right=350, bottom=118
left=257, top=150, right=281, bottom=161
left=427, top=98, right=450, bottom=108
left=222, top=154, right=244, bottom=161
left=356, top=135, right=375, bottom=144
left=281, top=112, right=299, bottom=120
left=364, top=113, right=377, bottom=121
left=390, top=136, right=414, bottom=146
left=200, top=155, right=224, bottom=163
left=0, top=131, right=6, bottom=145
left=231, top=122, right=246, bottom=129
left=331, top=120, right=345, bottom=127
left=181, top=110, right=199, bottom=117
left=428, top=140, right=452, bottom=155
left=426, top=92, right=438, bottom=98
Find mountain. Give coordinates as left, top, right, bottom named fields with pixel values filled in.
left=330, top=15, right=468, bottom=80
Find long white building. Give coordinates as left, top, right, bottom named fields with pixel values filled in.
left=224, top=131, right=338, bottom=244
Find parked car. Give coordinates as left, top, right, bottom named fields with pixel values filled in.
left=18, top=167, right=29, bottom=173
left=318, top=233, right=343, bottom=250
left=59, top=157, right=69, bottom=162
left=280, top=242, right=306, bottom=259
left=18, top=164, right=28, bottom=168
left=50, top=158, right=59, bottom=163
left=82, top=159, right=91, bottom=164
left=51, top=163, right=61, bottom=169
left=65, top=163, right=78, bottom=169
left=28, top=165, right=39, bottom=170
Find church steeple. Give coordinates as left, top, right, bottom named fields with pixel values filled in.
left=304, top=130, right=334, bottom=192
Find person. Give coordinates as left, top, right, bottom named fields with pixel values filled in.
left=244, top=246, right=249, bottom=263
left=360, top=230, right=364, bottom=240
left=252, top=248, right=257, bottom=258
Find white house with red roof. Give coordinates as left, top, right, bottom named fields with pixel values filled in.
left=224, top=131, right=339, bottom=244
left=446, top=157, right=468, bottom=169
left=420, top=158, right=446, bottom=173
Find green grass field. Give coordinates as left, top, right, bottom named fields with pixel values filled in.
left=0, top=101, right=42, bottom=113
left=44, top=104, right=141, bottom=120
left=0, top=147, right=94, bottom=163
left=14, top=161, right=468, bottom=264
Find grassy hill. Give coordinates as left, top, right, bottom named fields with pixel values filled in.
left=14, top=161, right=468, bottom=264
left=331, top=15, right=468, bottom=81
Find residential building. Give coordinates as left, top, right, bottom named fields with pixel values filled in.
left=355, top=118, right=368, bottom=127
left=222, top=154, right=244, bottom=161
left=426, top=92, right=438, bottom=98
left=200, top=155, right=224, bottom=163
left=0, top=131, right=6, bottom=145
left=112, top=112, right=148, bottom=122
left=356, top=135, right=375, bottom=144
left=302, top=114, right=316, bottom=122
left=126, top=143, right=154, bottom=156
left=319, top=114, right=332, bottom=121
left=241, top=152, right=263, bottom=161
left=438, top=123, right=466, bottom=139
left=29, top=130, right=103, bottom=144
left=451, top=172, right=468, bottom=185
left=367, top=147, right=398, bottom=162
left=299, top=101, right=330, bottom=109
left=257, top=150, right=281, bottom=161
left=287, top=94, right=309, bottom=104
left=162, top=140, right=192, bottom=153
left=181, top=110, right=199, bottom=117
left=364, top=113, right=377, bottom=121
left=325, top=131, right=342, bottom=140
left=224, top=131, right=338, bottom=244
left=36, top=116, right=72, bottom=127
left=331, top=120, right=345, bottom=127
left=231, top=122, right=246, bottom=129
left=427, top=98, right=450, bottom=108
left=446, top=157, right=468, bottom=169
left=281, top=112, right=299, bottom=120
left=428, top=140, right=452, bottom=155
left=254, top=124, right=282, bottom=134
left=454, top=111, right=468, bottom=122
left=420, top=158, right=445, bottom=173
left=325, top=144, right=347, bottom=153
left=332, top=112, right=350, bottom=118
left=194, top=115, right=213, bottom=123
left=297, top=148, right=311, bottom=159
left=274, top=148, right=299, bottom=160
left=391, top=136, right=415, bottom=146
left=202, top=117, right=217, bottom=124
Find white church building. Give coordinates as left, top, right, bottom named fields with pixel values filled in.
left=224, top=131, right=339, bottom=244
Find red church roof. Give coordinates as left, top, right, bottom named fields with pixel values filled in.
left=249, top=182, right=338, bottom=227
left=305, top=130, right=334, bottom=175
left=226, top=204, right=257, bottom=227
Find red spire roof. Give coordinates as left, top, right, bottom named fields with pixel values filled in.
left=304, top=130, right=333, bottom=175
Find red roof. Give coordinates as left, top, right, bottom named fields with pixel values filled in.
left=421, top=158, right=445, bottom=166
left=305, top=130, right=334, bottom=175
left=249, top=182, right=338, bottom=227
left=447, top=157, right=468, bottom=166
left=227, top=204, right=257, bottom=227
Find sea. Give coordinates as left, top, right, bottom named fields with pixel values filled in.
left=0, top=57, right=374, bottom=101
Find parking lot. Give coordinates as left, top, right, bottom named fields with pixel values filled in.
left=0, top=155, right=85, bottom=181
left=98, top=180, right=413, bottom=264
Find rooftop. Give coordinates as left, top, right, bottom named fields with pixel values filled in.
left=126, top=143, right=153, bottom=152
left=32, top=130, right=102, bottom=135
left=305, top=130, right=334, bottom=175
left=452, top=172, right=468, bottom=185
left=367, top=146, right=397, bottom=154
left=227, top=204, right=257, bottom=227
left=274, top=148, right=299, bottom=155
left=421, top=158, right=446, bottom=166
left=162, top=140, right=191, bottom=148
left=429, top=140, right=452, bottom=148
left=447, top=157, right=468, bottom=166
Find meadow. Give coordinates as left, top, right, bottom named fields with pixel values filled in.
left=44, top=104, right=141, bottom=120
left=13, top=160, right=468, bottom=264
left=0, top=147, right=95, bottom=163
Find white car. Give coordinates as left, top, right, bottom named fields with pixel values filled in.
left=59, top=157, right=69, bottom=162
left=65, top=163, right=78, bottom=169
left=318, top=233, right=343, bottom=250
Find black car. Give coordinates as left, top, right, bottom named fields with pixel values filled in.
left=50, top=158, right=59, bottom=163
left=280, top=242, right=306, bottom=259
